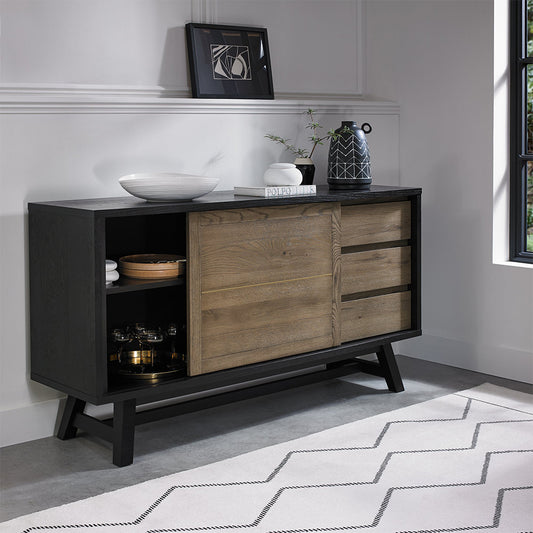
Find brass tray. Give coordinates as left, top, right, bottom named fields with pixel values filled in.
left=116, top=367, right=185, bottom=382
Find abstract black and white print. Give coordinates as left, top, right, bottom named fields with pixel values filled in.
left=211, top=45, right=251, bottom=80
left=186, top=23, right=273, bottom=97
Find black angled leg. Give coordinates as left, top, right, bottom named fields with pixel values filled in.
left=112, top=399, right=136, bottom=467
left=57, top=395, right=86, bottom=440
left=376, top=343, right=405, bottom=392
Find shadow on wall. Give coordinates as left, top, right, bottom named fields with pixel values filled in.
left=420, top=156, right=484, bottom=348
left=92, top=153, right=226, bottom=190
left=0, top=211, right=62, bottom=411
left=93, top=156, right=185, bottom=187
left=159, top=26, right=188, bottom=95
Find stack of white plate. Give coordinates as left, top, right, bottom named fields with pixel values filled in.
left=106, top=260, right=119, bottom=285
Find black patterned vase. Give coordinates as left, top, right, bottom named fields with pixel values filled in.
left=327, top=121, right=372, bottom=190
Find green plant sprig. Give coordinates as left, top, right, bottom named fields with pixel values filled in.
left=265, top=109, right=351, bottom=159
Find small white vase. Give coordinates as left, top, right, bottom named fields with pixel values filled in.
left=263, top=163, right=303, bottom=186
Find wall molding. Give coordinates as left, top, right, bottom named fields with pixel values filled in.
left=357, top=0, right=367, bottom=96
left=191, top=0, right=217, bottom=24
left=0, top=84, right=398, bottom=115
left=2, top=83, right=190, bottom=98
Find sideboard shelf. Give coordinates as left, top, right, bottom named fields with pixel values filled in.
left=29, top=185, right=421, bottom=466
left=106, top=277, right=185, bottom=294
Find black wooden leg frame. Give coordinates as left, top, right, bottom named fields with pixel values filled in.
left=57, top=343, right=404, bottom=466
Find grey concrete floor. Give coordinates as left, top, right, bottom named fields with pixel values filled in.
left=1, top=355, right=531, bottom=522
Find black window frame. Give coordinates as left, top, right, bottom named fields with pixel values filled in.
left=510, top=0, right=533, bottom=263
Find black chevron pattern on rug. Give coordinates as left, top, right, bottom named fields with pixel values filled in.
left=18, top=393, right=533, bottom=533
left=267, top=464, right=533, bottom=533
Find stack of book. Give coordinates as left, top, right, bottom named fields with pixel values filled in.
left=234, top=185, right=316, bottom=198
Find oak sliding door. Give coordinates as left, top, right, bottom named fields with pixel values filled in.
left=187, top=203, right=341, bottom=375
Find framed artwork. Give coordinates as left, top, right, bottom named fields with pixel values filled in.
left=186, top=23, right=274, bottom=99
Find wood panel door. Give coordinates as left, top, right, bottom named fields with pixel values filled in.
left=187, top=203, right=341, bottom=375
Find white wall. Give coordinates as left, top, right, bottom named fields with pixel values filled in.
left=365, top=0, right=533, bottom=383
left=0, top=0, right=364, bottom=98
left=0, top=0, right=401, bottom=447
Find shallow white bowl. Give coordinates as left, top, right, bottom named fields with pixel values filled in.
left=119, top=173, right=219, bottom=202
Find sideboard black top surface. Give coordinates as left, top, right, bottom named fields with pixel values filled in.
left=28, top=185, right=422, bottom=217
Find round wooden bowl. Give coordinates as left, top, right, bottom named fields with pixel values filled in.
left=119, top=254, right=185, bottom=279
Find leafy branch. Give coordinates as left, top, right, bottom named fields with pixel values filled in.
left=265, top=109, right=351, bottom=159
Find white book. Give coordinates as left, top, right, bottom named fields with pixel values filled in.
left=234, top=185, right=316, bottom=198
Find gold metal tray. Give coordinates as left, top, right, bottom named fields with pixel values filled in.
left=116, top=367, right=185, bottom=382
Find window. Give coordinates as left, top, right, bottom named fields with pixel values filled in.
left=510, top=0, right=533, bottom=262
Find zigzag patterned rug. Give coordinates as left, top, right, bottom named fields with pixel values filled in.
left=2, top=383, right=532, bottom=533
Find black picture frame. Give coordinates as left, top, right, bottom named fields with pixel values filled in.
left=186, top=23, right=274, bottom=99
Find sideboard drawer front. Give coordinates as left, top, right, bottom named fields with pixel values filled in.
left=341, top=201, right=411, bottom=247
left=188, top=204, right=341, bottom=375
left=341, top=246, right=411, bottom=296
left=200, top=275, right=334, bottom=366
left=201, top=309, right=333, bottom=374
left=196, top=205, right=335, bottom=293
left=341, top=291, right=411, bottom=342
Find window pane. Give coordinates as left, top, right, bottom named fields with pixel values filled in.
left=527, top=65, right=533, bottom=154
left=511, top=0, right=533, bottom=261
left=529, top=0, right=533, bottom=55
left=526, top=161, right=533, bottom=252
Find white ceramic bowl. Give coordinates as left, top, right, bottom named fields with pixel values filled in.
left=119, top=173, right=219, bottom=202
left=263, top=163, right=302, bottom=186
left=105, top=259, right=117, bottom=272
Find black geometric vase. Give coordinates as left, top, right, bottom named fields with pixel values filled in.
left=327, top=121, right=372, bottom=190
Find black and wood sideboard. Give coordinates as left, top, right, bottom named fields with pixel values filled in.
left=28, top=185, right=421, bottom=466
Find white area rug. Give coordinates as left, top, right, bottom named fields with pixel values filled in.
left=2, top=384, right=533, bottom=533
